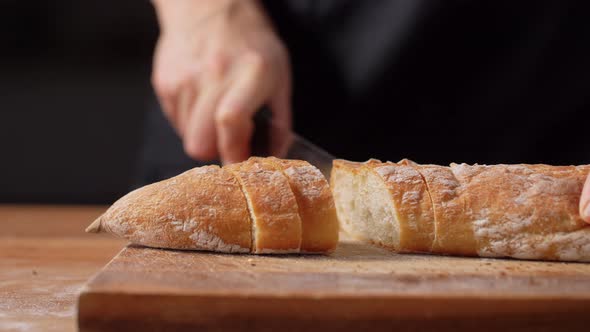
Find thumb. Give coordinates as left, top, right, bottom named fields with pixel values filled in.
left=580, top=173, right=590, bottom=223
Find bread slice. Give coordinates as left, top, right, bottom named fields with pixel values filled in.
left=266, top=157, right=339, bottom=253
left=365, top=161, right=435, bottom=252
left=225, top=158, right=302, bottom=253
left=331, top=159, right=434, bottom=252
left=86, top=165, right=251, bottom=253
left=402, top=162, right=476, bottom=256
left=331, top=160, right=380, bottom=243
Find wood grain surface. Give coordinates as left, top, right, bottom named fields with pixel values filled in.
left=79, top=236, right=590, bottom=331
left=0, top=205, right=126, bottom=332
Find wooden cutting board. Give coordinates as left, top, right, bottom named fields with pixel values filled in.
left=77, top=238, right=590, bottom=331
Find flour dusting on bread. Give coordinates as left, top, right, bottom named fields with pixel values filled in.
left=189, top=231, right=249, bottom=253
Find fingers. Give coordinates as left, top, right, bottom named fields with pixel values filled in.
left=181, top=58, right=226, bottom=161
left=152, top=64, right=197, bottom=138
left=183, top=86, right=223, bottom=161
left=176, top=88, right=196, bottom=137
left=152, top=72, right=180, bottom=133
left=216, top=55, right=273, bottom=165
left=580, top=174, right=590, bottom=223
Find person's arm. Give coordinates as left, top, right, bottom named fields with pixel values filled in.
left=580, top=174, right=590, bottom=223
left=151, top=0, right=292, bottom=164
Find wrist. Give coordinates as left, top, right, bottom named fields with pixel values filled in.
left=152, top=0, right=264, bottom=34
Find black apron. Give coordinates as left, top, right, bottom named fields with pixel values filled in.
left=138, top=0, right=590, bottom=185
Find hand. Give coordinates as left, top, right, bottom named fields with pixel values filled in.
left=580, top=174, right=590, bottom=223
left=151, top=0, right=292, bottom=164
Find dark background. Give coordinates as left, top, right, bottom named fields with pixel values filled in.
left=3, top=1, right=590, bottom=204
left=0, top=1, right=158, bottom=203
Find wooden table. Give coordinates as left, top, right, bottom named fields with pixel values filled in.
left=0, top=205, right=126, bottom=332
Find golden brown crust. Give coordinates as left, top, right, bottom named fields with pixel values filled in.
left=408, top=164, right=477, bottom=256
left=92, top=165, right=252, bottom=253
left=88, top=157, right=341, bottom=255
left=332, top=159, right=590, bottom=261
left=450, top=163, right=590, bottom=260
left=225, top=158, right=302, bottom=253
left=366, top=161, right=435, bottom=253
left=267, top=157, right=339, bottom=253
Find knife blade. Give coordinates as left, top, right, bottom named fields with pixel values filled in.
left=251, top=108, right=335, bottom=178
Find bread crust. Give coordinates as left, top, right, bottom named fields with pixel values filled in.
left=450, top=163, right=590, bottom=260
left=334, top=158, right=590, bottom=261
left=268, top=157, right=339, bottom=253
left=225, top=158, right=302, bottom=253
left=408, top=164, right=477, bottom=256
left=91, top=165, right=252, bottom=253
left=366, top=161, right=435, bottom=253
left=88, top=157, right=343, bottom=255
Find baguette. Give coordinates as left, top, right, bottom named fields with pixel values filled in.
left=87, top=157, right=337, bottom=254
left=331, top=159, right=590, bottom=262
left=86, top=165, right=252, bottom=253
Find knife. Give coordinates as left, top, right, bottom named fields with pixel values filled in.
left=251, top=108, right=335, bottom=178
